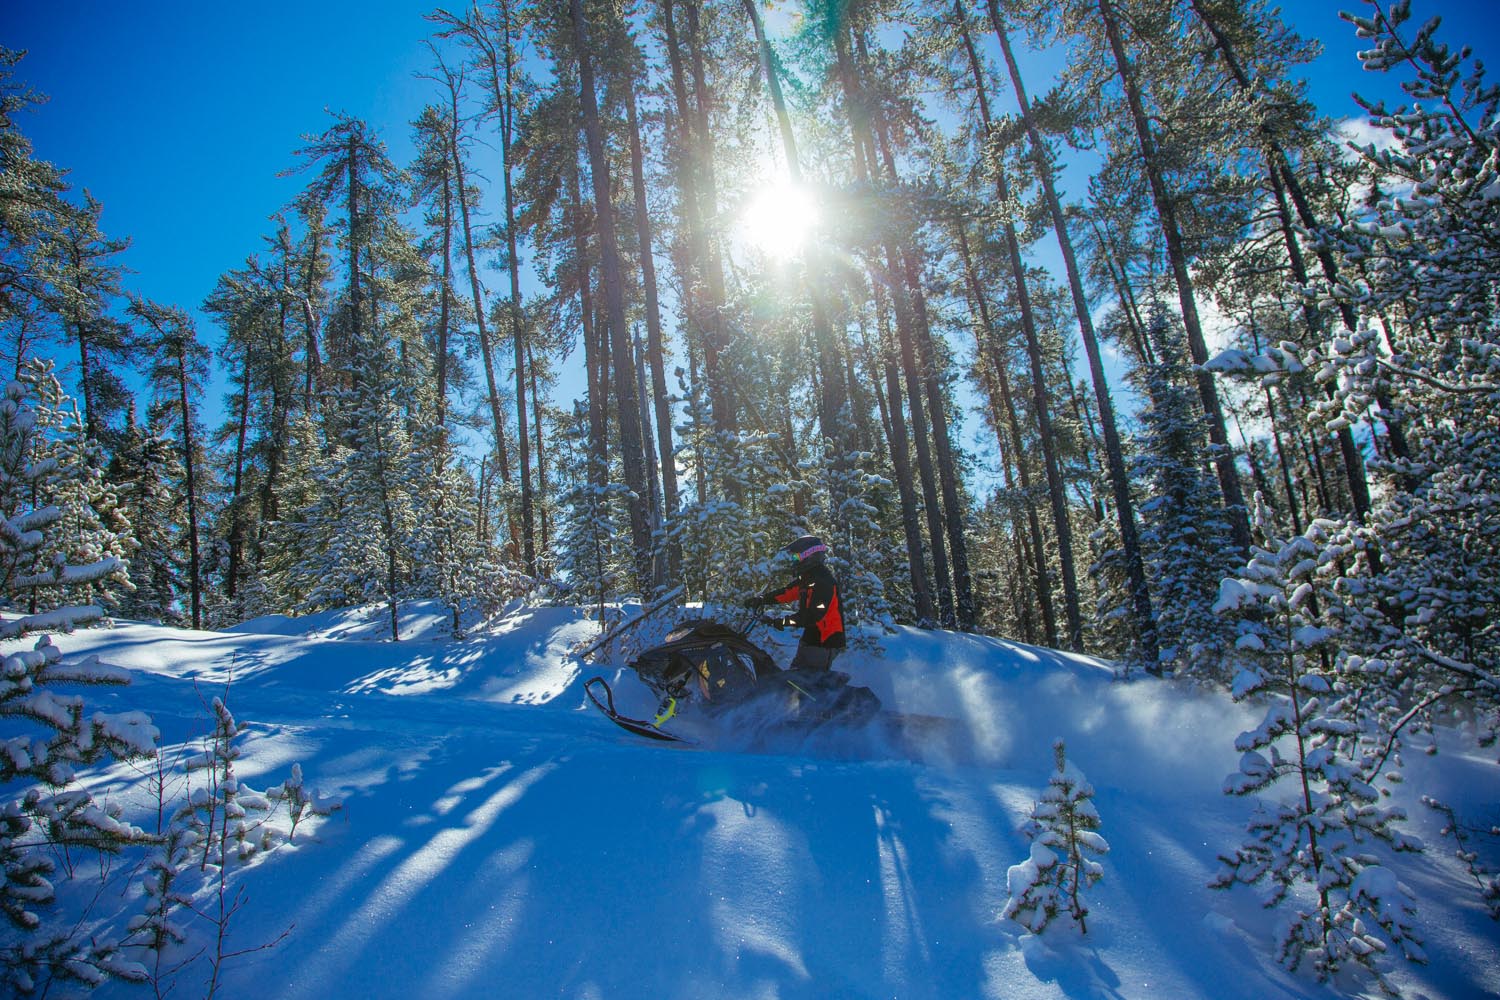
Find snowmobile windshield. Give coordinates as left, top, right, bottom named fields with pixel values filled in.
left=629, top=621, right=779, bottom=708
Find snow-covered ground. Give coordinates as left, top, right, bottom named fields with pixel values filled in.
left=29, top=602, right=1500, bottom=999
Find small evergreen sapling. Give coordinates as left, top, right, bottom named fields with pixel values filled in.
left=1212, top=508, right=1426, bottom=989
left=266, top=762, right=343, bottom=842
left=146, top=695, right=342, bottom=997
left=1002, top=739, right=1108, bottom=934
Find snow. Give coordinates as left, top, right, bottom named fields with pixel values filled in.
left=13, top=601, right=1500, bottom=1000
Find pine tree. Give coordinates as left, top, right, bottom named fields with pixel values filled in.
left=0, top=374, right=156, bottom=994
left=47, top=193, right=134, bottom=444
left=0, top=50, right=71, bottom=368
left=6, top=361, right=133, bottom=620
left=1212, top=503, right=1426, bottom=987
left=1130, top=310, right=1240, bottom=678
left=287, top=328, right=420, bottom=638
left=130, top=296, right=213, bottom=629
left=555, top=402, right=631, bottom=622
left=110, top=406, right=185, bottom=624
left=1002, top=739, right=1108, bottom=934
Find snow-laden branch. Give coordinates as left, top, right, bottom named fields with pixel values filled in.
left=0, top=605, right=107, bottom=640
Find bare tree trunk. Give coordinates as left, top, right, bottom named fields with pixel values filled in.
left=957, top=225, right=1061, bottom=648
left=875, top=290, right=939, bottom=624
left=1099, top=0, right=1252, bottom=554
left=657, top=0, right=734, bottom=434
left=830, top=28, right=934, bottom=624
left=296, top=214, right=325, bottom=416
left=526, top=339, right=551, bottom=555
left=852, top=27, right=975, bottom=628
left=496, top=4, right=535, bottom=577
left=571, top=0, right=657, bottom=594
left=225, top=353, right=250, bottom=603
left=443, top=72, right=513, bottom=495
left=566, top=158, right=608, bottom=484
left=624, top=71, right=681, bottom=583
left=981, top=0, right=1156, bottom=658
left=176, top=348, right=202, bottom=630
left=436, top=172, right=453, bottom=428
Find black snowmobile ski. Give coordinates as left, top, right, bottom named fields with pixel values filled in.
left=584, top=676, right=693, bottom=743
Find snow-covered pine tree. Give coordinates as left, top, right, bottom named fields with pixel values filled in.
left=1129, top=309, right=1240, bottom=680
left=1002, top=739, right=1108, bottom=934
left=679, top=427, right=798, bottom=610
left=1302, top=0, right=1500, bottom=760
left=260, top=412, right=325, bottom=612
left=9, top=361, right=134, bottom=621
left=555, top=402, right=632, bottom=619
left=1212, top=501, right=1426, bottom=988
left=281, top=326, right=420, bottom=638
left=0, top=373, right=157, bottom=994
left=163, top=696, right=342, bottom=995
left=805, top=442, right=898, bottom=633
left=180, top=697, right=273, bottom=868
left=1205, top=5, right=1500, bottom=933
left=265, top=762, right=342, bottom=844
left=413, top=432, right=478, bottom=636
left=108, top=405, right=186, bottom=625
left=126, top=810, right=194, bottom=988
left=1085, top=507, right=1138, bottom=669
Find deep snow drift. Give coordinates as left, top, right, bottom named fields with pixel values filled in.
left=23, top=601, right=1500, bottom=999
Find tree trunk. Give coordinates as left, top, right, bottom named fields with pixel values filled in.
left=1099, top=0, right=1252, bottom=554
left=226, top=352, right=251, bottom=603
left=853, top=27, right=974, bottom=628
left=526, top=339, right=551, bottom=554
left=571, top=0, right=657, bottom=594
left=957, top=226, right=1061, bottom=648
left=298, top=218, right=325, bottom=416
left=983, top=0, right=1156, bottom=658
left=436, top=171, right=453, bottom=429
left=659, top=0, right=733, bottom=434
left=624, top=70, right=681, bottom=582
left=445, top=87, right=513, bottom=494
left=346, top=135, right=362, bottom=354
left=875, top=290, right=939, bottom=624
left=567, top=158, right=608, bottom=483
left=830, top=28, right=935, bottom=624
left=497, top=5, right=536, bottom=577
left=176, top=348, right=202, bottom=630
left=1184, top=0, right=1387, bottom=518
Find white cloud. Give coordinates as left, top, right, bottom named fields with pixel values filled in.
left=1334, top=116, right=1399, bottom=158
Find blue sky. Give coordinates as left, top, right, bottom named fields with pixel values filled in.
left=4, top=2, right=437, bottom=326
left=3, top=0, right=1495, bottom=428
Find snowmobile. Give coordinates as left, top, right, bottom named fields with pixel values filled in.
left=584, top=617, right=881, bottom=745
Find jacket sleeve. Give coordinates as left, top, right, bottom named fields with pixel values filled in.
left=765, top=581, right=802, bottom=606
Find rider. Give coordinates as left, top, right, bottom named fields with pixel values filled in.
left=747, top=534, right=845, bottom=671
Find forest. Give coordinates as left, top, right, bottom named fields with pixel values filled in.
left=6, top=0, right=1495, bottom=672
left=2, top=0, right=1499, bottom=989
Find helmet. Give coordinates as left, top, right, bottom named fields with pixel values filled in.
left=784, top=534, right=828, bottom=565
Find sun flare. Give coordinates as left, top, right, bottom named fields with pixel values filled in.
left=740, top=180, right=819, bottom=261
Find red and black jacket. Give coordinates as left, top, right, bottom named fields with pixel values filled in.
left=763, top=562, right=845, bottom=649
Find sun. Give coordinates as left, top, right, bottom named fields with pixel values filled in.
left=739, top=180, right=819, bottom=261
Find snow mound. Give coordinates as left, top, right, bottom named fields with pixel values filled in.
left=27, top=605, right=1500, bottom=1000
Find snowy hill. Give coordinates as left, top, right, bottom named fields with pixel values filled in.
left=29, top=604, right=1500, bottom=999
